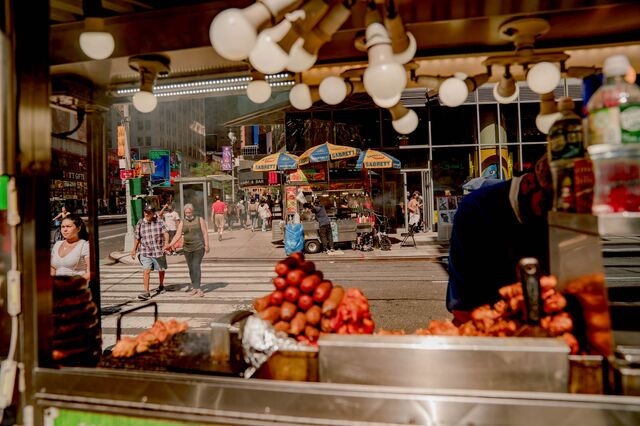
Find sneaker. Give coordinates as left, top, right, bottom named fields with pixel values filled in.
left=184, top=286, right=193, bottom=293
left=156, top=286, right=167, bottom=294
left=138, top=292, right=151, bottom=301
left=218, top=235, right=222, bottom=241
left=190, top=288, right=199, bottom=295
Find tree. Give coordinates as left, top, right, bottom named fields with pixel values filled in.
left=190, top=161, right=221, bottom=177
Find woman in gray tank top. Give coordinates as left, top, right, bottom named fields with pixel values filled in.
left=167, top=204, right=210, bottom=297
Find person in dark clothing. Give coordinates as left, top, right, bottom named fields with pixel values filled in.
left=446, top=155, right=552, bottom=322
left=305, top=202, right=334, bottom=253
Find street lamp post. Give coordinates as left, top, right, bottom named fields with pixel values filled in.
left=228, top=130, right=237, bottom=203
left=118, top=104, right=136, bottom=252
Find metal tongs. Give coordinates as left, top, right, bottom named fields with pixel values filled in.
left=515, top=258, right=550, bottom=337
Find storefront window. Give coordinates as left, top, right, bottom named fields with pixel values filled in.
left=503, top=143, right=523, bottom=177
left=520, top=102, right=547, bottom=143
left=381, top=107, right=427, bottom=148
left=429, top=104, right=477, bottom=145
left=499, top=103, right=520, bottom=143
left=521, top=143, right=548, bottom=172
left=431, top=146, right=477, bottom=196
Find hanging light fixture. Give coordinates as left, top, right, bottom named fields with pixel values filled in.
left=246, top=70, right=272, bottom=104
left=79, top=0, right=115, bottom=60
left=438, top=72, right=489, bottom=107
left=383, top=0, right=416, bottom=64
left=388, top=102, right=419, bottom=135
left=209, top=0, right=304, bottom=61
left=362, top=22, right=407, bottom=107
left=289, top=82, right=320, bottom=110
left=526, top=62, right=562, bottom=95
left=249, top=0, right=330, bottom=75
left=129, top=55, right=171, bottom=113
left=493, top=65, right=519, bottom=104
left=287, top=0, right=356, bottom=72
left=535, top=92, right=562, bottom=134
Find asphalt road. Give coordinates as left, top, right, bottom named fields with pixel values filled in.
left=97, top=222, right=129, bottom=261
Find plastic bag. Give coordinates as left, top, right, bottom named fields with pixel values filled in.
left=284, top=223, right=304, bottom=255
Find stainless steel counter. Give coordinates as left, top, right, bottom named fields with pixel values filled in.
left=34, top=368, right=640, bottom=425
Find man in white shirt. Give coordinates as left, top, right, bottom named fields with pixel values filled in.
left=159, top=203, right=181, bottom=254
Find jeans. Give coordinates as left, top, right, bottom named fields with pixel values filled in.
left=318, top=224, right=334, bottom=251
left=184, top=248, right=205, bottom=289
left=251, top=214, right=258, bottom=230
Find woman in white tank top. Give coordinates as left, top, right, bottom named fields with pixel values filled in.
left=50, top=215, right=90, bottom=281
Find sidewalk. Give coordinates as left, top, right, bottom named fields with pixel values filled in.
left=109, top=228, right=450, bottom=265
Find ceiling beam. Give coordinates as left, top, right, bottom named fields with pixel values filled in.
left=50, top=9, right=78, bottom=23
left=101, top=0, right=136, bottom=14
left=117, top=0, right=153, bottom=9
left=51, top=0, right=83, bottom=16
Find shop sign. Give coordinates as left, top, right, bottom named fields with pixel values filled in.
left=117, top=124, right=125, bottom=156
left=289, top=167, right=326, bottom=183
left=119, top=169, right=135, bottom=180
left=149, top=150, right=171, bottom=187
left=222, top=146, right=233, bottom=171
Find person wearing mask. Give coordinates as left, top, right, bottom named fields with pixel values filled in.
left=248, top=198, right=259, bottom=231
left=257, top=200, right=271, bottom=232
left=50, top=214, right=90, bottom=282
left=210, top=195, right=227, bottom=241
left=166, top=204, right=209, bottom=297
left=131, top=204, right=170, bottom=300
left=304, top=201, right=334, bottom=254
left=446, top=155, right=552, bottom=323
left=159, top=203, right=180, bottom=255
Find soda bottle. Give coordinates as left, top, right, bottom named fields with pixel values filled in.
left=587, top=54, right=640, bottom=145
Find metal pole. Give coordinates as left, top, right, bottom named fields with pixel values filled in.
left=121, top=104, right=136, bottom=252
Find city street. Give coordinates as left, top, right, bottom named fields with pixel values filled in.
left=95, top=223, right=639, bottom=350
left=97, top=258, right=450, bottom=349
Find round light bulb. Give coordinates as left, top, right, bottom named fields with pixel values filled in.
left=392, top=109, right=419, bottom=134
left=535, top=112, right=563, bottom=134
left=319, top=76, right=347, bottom=105
left=493, top=82, right=519, bottom=104
left=249, top=21, right=291, bottom=75
left=527, top=62, right=561, bottom=95
left=209, top=8, right=258, bottom=61
left=363, top=62, right=407, bottom=101
left=247, top=80, right=272, bottom=104
left=79, top=31, right=115, bottom=60
left=371, top=93, right=402, bottom=109
left=393, top=32, right=417, bottom=65
left=132, top=91, right=158, bottom=113
left=287, top=39, right=317, bottom=72
left=289, top=83, right=313, bottom=110
left=439, top=77, right=468, bottom=107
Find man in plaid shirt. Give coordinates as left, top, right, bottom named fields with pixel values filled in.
left=131, top=204, right=170, bottom=300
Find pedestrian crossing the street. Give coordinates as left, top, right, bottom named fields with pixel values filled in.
left=98, top=261, right=276, bottom=349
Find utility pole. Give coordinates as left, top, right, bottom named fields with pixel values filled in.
left=119, top=104, right=136, bottom=252
left=228, top=130, right=237, bottom=203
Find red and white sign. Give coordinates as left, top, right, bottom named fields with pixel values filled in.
left=120, top=169, right=135, bottom=180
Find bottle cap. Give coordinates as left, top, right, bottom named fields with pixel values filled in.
left=557, top=97, right=575, bottom=112
left=603, top=54, right=630, bottom=77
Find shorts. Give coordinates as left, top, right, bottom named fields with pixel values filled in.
left=214, top=213, right=225, bottom=228
left=409, top=213, right=420, bottom=225
left=139, top=254, right=168, bottom=271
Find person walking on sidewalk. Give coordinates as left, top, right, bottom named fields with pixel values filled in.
left=159, top=203, right=180, bottom=254
left=211, top=195, right=227, bottom=241
left=407, top=191, right=422, bottom=231
left=248, top=198, right=258, bottom=231
left=131, top=204, right=170, bottom=300
left=166, top=203, right=209, bottom=297
left=257, top=200, right=271, bottom=232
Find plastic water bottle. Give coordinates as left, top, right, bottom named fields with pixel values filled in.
left=586, top=54, right=640, bottom=145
